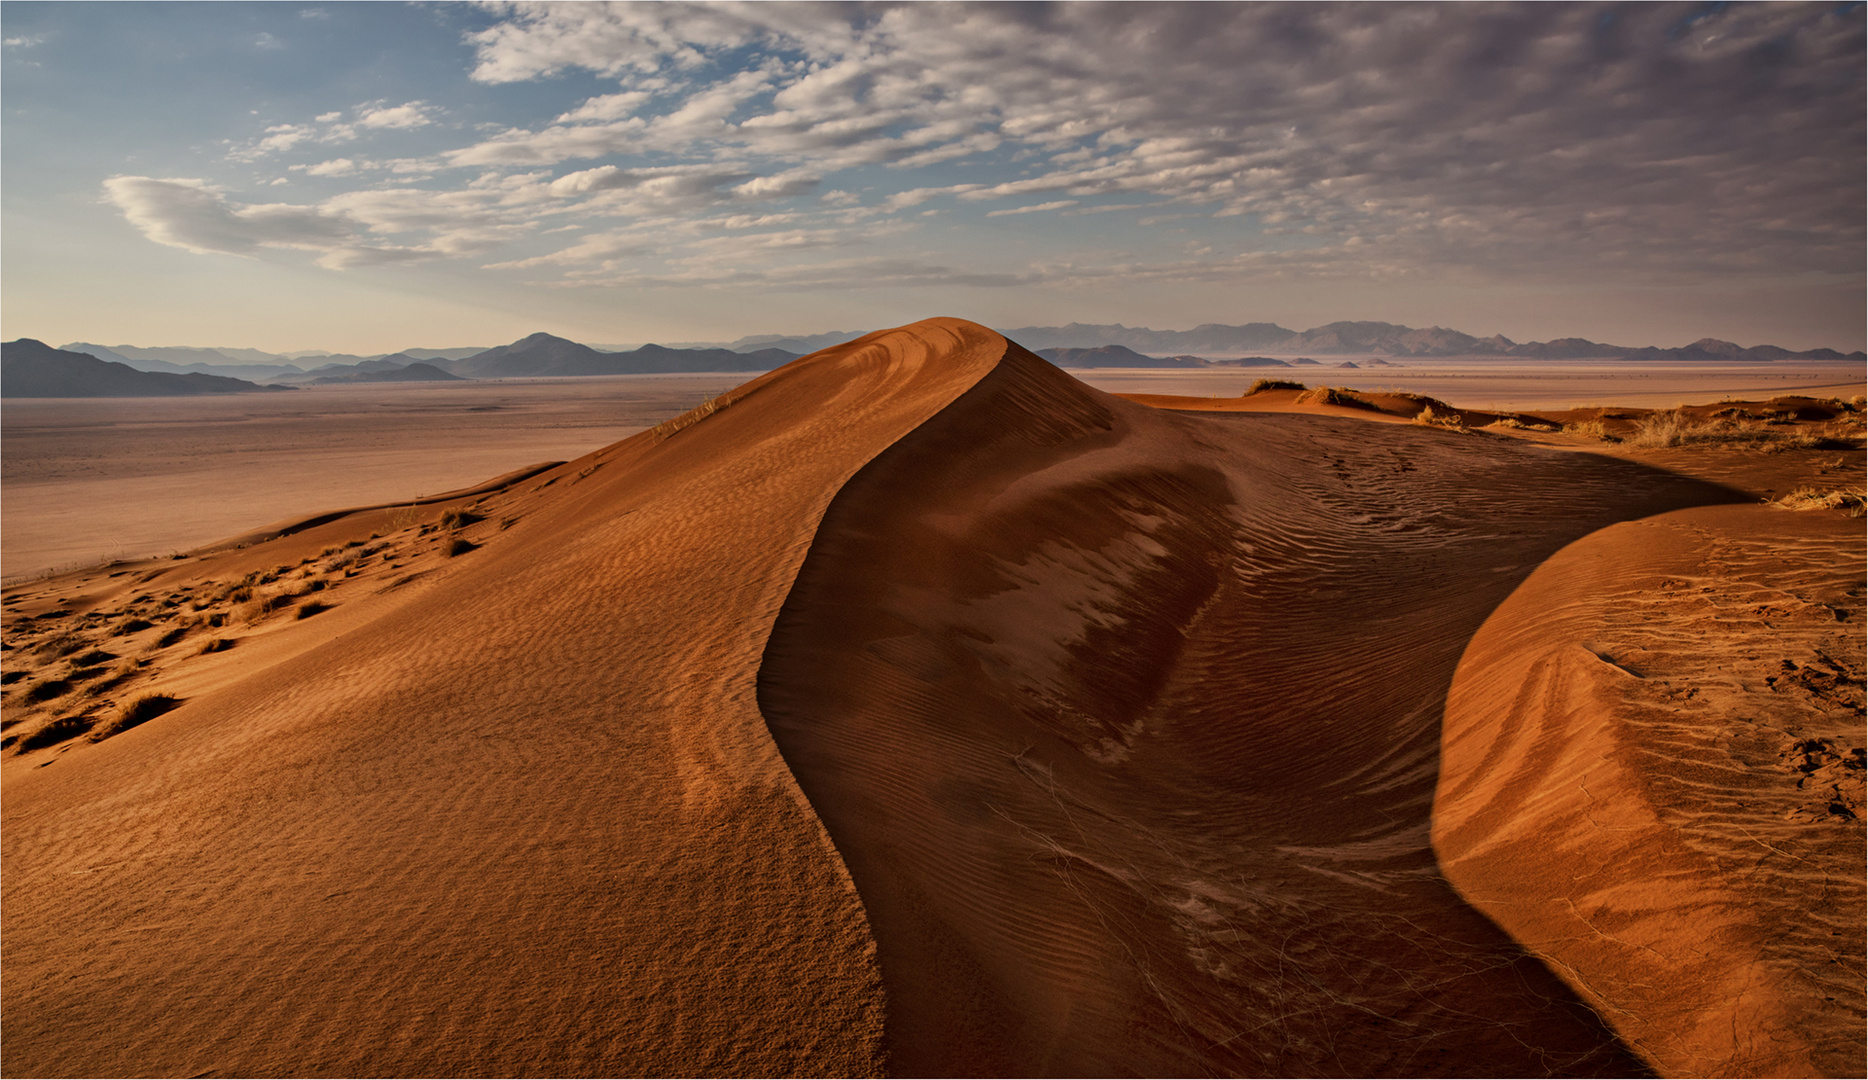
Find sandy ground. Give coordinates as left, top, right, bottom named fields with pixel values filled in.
left=2, top=321, right=1861, bottom=1077
left=1, top=375, right=740, bottom=579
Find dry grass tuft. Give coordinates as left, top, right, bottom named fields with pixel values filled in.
left=651, top=392, right=738, bottom=442
left=438, top=509, right=485, bottom=531
left=1774, top=487, right=1867, bottom=517
left=1244, top=379, right=1306, bottom=395
left=295, top=600, right=332, bottom=619
left=195, top=637, right=235, bottom=655
left=17, top=714, right=94, bottom=752
left=1296, top=386, right=1379, bottom=410
left=95, top=692, right=181, bottom=739
left=444, top=537, right=477, bottom=558
left=1486, top=416, right=1560, bottom=432
left=1562, top=419, right=1621, bottom=443
left=1412, top=402, right=1466, bottom=429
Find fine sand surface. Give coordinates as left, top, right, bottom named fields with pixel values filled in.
left=1, top=375, right=741, bottom=579
left=2, top=320, right=1861, bottom=1077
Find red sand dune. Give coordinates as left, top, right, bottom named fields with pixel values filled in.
left=2, top=319, right=1861, bottom=1077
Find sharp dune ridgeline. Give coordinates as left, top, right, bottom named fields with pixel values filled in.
left=2, top=319, right=1862, bottom=1077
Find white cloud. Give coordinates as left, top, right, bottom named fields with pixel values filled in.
left=357, top=101, right=437, bottom=130
left=299, top=158, right=359, bottom=177
left=104, top=177, right=355, bottom=256
left=985, top=200, right=1079, bottom=218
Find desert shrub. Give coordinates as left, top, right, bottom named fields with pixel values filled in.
left=438, top=510, right=484, bottom=530
left=295, top=600, right=331, bottom=619
left=22, top=678, right=73, bottom=703
left=97, top=693, right=181, bottom=738
left=1486, top=416, right=1560, bottom=432
left=195, top=637, right=234, bottom=655
left=304, top=578, right=327, bottom=593
left=1412, top=403, right=1466, bottom=429
left=445, top=538, right=477, bottom=558
left=1296, top=386, right=1379, bottom=410
left=1562, top=419, right=1621, bottom=443
left=67, top=648, right=117, bottom=667
left=650, top=392, right=737, bottom=443
left=36, top=632, right=90, bottom=658
left=1245, top=379, right=1307, bottom=395
left=18, top=715, right=94, bottom=752
left=1774, top=487, right=1867, bottom=517
left=320, top=545, right=341, bottom=557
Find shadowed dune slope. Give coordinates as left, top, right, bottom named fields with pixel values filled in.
left=758, top=342, right=1752, bottom=1076
left=2, top=320, right=1003, bottom=1077
left=1434, top=505, right=1866, bottom=1077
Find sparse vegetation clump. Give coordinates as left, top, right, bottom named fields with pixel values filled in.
left=1244, top=379, right=1306, bottom=396
left=96, top=692, right=181, bottom=739
left=17, top=714, right=94, bottom=752
left=1296, top=386, right=1379, bottom=410
left=196, top=637, right=235, bottom=655
left=1562, top=419, right=1621, bottom=443
left=1412, top=403, right=1466, bottom=429
left=296, top=600, right=332, bottom=619
left=444, top=538, right=477, bottom=558
left=438, top=510, right=484, bottom=531
left=1628, top=410, right=1859, bottom=452
left=650, top=392, right=738, bottom=443
left=1774, top=487, right=1867, bottom=517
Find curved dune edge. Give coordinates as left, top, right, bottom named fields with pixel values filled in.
left=757, top=339, right=1754, bottom=1074
left=1432, top=504, right=1866, bottom=1077
left=2, top=319, right=1005, bottom=1077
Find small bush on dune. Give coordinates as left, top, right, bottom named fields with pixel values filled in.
left=18, top=714, right=94, bottom=752
left=1562, top=419, right=1620, bottom=443
left=1244, top=379, right=1306, bottom=396
left=1774, top=487, right=1867, bottom=517
left=196, top=637, right=235, bottom=655
left=1296, top=386, right=1379, bottom=410
left=296, top=600, right=331, bottom=619
left=22, top=678, right=73, bottom=704
left=445, top=538, right=477, bottom=558
left=97, top=692, right=181, bottom=739
left=438, top=510, right=484, bottom=531
left=1412, top=403, right=1466, bottom=429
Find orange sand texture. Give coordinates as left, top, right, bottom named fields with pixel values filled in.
left=2, top=319, right=1862, bottom=1077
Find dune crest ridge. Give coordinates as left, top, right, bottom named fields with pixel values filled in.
left=757, top=339, right=1760, bottom=1075
left=2, top=318, right=1005, bottom=1077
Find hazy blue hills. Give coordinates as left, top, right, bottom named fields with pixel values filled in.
left=2, top=339, right=292, bottom=397
left=1002, top=321, right=1864, bottom=362
left=311, top=360, right=465, bottom=385
left=446, top=333, right=797, bottom=378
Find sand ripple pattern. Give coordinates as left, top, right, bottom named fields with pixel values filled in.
left=1434, top=505, right=1866, bottom=1076
left=759, top=344, right=1746, bottom=1075
left=3, top=319, right=1003, bottom=1076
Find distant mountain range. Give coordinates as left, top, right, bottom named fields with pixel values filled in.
left=31, top=319, right=1860, bottom=397
left=1003, top=321, right=1863, bottom=362
left=1, top=339, right=293, bottom=397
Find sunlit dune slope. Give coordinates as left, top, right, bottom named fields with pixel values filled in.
left=1434, top=504, right=1865, bottom=1077
left=2, top=319, right=1002, bottom=1077
left=758, top=340, right=1751, bottom=1075
left=5, top=318, right=1859, bottom=1078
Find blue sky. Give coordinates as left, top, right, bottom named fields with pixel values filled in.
left=3, top=1, right=1863, bottom=353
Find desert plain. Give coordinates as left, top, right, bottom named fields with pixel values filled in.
left=1, top=319, right=1863, bottom=1077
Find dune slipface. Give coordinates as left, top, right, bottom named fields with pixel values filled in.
left=757, top=338, right=1751, bottom=1075
left=1433, top=505, right=1866, bottom=1077
left=2, top=320, right=1001, bottom=1077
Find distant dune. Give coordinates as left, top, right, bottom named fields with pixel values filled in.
left=1, top=338, right=292, bottom=397
left=2, top=319, right=1861, bottom=1076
